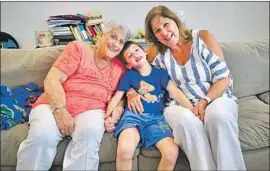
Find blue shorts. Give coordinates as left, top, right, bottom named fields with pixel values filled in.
left=114, top=111, right=173, bottom=149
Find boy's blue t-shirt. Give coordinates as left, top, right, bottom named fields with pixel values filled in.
left=117, top=66, right=170, bottom=113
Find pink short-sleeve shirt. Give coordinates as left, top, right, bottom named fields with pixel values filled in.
left=33, top=41, right=126, bottom=117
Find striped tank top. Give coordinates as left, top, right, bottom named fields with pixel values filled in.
left=151, top=30, right=234, bottom=105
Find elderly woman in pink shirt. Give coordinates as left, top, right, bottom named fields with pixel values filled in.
left=16, top=21, right=130, bottom=171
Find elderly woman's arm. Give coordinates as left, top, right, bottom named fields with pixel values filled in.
left=44, top=66, right=75, bottom=136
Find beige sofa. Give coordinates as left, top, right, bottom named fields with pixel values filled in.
left=1, top=40, right=269, bottom=170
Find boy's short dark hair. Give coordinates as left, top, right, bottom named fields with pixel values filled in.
left=119, top=41, right=145, bottom=64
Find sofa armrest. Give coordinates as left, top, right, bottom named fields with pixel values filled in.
left=258, top=92, right=269, bottom=104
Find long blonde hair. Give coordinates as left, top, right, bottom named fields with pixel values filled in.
left=145, top=5, right=192, bottom=55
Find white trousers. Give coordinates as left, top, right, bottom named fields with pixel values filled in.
left=16, top=104, right=105, bottom=171
left=164, top=97, right=246, bottom=170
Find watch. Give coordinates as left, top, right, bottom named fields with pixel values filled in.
left=202, top=96, right=212, bottom=104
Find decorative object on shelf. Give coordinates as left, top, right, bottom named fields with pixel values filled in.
left=35, top=30, right=53, bottom=48
left=0, top=32, right=19, bottom=49
left=130, top=29, right=149, bottom=49
left=86, top=10, right=105, bottom=44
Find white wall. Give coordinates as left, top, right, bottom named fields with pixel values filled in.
left=1, top=1, right=269, bottom=49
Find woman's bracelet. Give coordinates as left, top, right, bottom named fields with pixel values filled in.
left=52, top=105, right=66, bottom=114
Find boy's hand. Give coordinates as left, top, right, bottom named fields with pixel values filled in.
left=105, top=106, right=123, bottom=119
left=105, top=117, right=116, bottom=132
left=105, top=107, right=114, bottom=119
left=111, top=106, right=123, bottom=121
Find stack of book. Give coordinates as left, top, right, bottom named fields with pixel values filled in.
left=47, top=14, right=93, bottom=45
left=46, top=11, right=105, bottom=46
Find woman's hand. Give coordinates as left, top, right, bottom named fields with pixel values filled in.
left=104, top=106, right=123, bottom=132
left=127, top=90, right=146, bottom=114
left=53, top=109, right=75, bottom=136
left=191, top=99, right=208, bottom=121
left=105, top=117, right=116, bottom=133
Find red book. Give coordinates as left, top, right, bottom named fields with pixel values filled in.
left=87, top=25, right=96, bottom=37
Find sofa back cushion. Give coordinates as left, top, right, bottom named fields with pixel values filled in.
left=220, top=40, right=269, bottom=98
left=1, top=40, right=269, bottom=97
left=1, top=46, right=65, bottom=88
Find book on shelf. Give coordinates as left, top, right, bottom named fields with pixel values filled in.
left=69, top=26, right=78, bottom=40
left=78, top=24, right=93, bottom=44
left=47, top=11, right=105, bottom=45
left=73, top=26, right=84, bottom=42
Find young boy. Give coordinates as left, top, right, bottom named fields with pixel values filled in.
left=105, top=41, right=193, bottom=171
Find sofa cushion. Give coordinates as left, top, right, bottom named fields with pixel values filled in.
left=220, top=40, right=269, bottom=98
left=258, top=92, right=269, bottom=104
left=1, top=124, right=28, bottom=166
left=1, top=46, right=65, bottom=89
left=0, top=124, right=139, bottom=166
left=237, top=96, right=269, bottom=151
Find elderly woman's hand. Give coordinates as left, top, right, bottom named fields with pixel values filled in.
left=127, top=89, right=146, bottom=114
left=53, top=109, right=75, bottom=136
left=104, top=117, right=115, bottom=133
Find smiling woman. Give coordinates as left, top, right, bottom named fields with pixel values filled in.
left=16, top=21, right=131, bottom=171
left=127, top=5, right=247, bottom=171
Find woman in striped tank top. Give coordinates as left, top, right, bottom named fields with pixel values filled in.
left=127, top=5, right=246, bottom=171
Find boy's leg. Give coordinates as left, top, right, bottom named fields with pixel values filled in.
left=63, top=109, right=105, bottom=170
left=116, top=128, right=140, bottom=171
left=144, top=114, right=178, bottom=171
left=155, top=137, right=179, bottom=171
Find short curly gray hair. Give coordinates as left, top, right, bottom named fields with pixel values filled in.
left=103, top=21, right=131, bottom=42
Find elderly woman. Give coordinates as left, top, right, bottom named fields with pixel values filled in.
left=16, top=21, right=130, bottom=170
left=127, top=6, right=246, bottom=171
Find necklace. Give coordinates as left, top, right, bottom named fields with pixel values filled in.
left=93, top=48, right=112, bottom=70
left=93, top=47, right=115, bottom=102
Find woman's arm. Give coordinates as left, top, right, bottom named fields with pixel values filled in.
left=44, top=66, right=75, bottom=136
left=166, top=81, right=193, bottom=110
left=200, top=30, right=225, bottom=60
left=191, top=30, right=230, bottom=121
left=44, top=67, right=68, bottom=110
left=200, top=30, right=229, bottom=100
left=204, top=77, right=230, bottom=102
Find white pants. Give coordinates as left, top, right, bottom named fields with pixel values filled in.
left=164, top=97, right=246, bottom=170
left=16, top=104, right=105, bottom=171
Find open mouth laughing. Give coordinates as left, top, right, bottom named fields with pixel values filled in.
left=134, top=55, right=142, bottom=62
